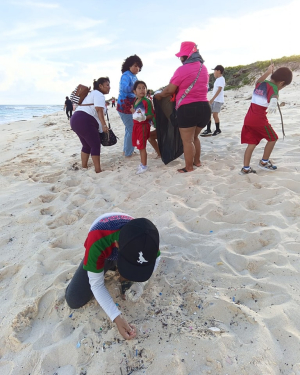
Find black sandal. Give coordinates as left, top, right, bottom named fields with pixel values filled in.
left=178, top=168, right=189, bottom=173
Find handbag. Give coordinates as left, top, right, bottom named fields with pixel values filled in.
left=100, top=112, right=118, bottom=146
left=176, top=63, right=203, bottom=109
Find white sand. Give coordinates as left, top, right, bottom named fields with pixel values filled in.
left=1, top=74, right=300, bottom=375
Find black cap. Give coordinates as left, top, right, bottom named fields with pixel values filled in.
left=117, top=218, right=159, bottom=282
left=212, top=65, right=224, bottom=73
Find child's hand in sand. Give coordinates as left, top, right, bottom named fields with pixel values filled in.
left=114, top=315, right=136, bottom=340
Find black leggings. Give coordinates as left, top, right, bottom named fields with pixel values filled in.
left=66, top=109, right=73, bottom=119
left=65, top=259, right=117, bottom=309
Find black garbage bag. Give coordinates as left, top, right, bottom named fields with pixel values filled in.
left=153, top=96, right=183, bottom=165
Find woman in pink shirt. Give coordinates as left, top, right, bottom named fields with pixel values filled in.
left=155, top=41, right=211, bottom=172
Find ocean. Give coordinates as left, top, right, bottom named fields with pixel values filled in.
left=0, top=105, right=63, bottom=125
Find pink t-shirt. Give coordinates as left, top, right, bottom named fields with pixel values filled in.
left=170, top=62, right=209, bottom=108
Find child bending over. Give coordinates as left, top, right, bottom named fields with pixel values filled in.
left=240, top=64, right=292, bottom=175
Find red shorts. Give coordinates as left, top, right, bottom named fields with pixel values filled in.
left=241, top=115, right=278, bottom=145
left=132, top=122, right=150, bottom=150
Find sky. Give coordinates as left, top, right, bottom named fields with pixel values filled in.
left=0, top=0, right=299, bottom=104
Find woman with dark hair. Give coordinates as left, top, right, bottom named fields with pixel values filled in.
left=117, top=55, right=143, bottom=157
left=155, top=42, right=211, bottom=173
left=70, top=77, right=110, bottom=173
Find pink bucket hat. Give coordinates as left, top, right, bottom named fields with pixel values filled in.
left=175, top=41, right=197, bottom=58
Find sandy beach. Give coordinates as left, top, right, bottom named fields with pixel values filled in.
left=0, top=74, right=300, bottom=375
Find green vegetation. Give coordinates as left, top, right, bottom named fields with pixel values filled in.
left=209, top=54, right=300, bottom=91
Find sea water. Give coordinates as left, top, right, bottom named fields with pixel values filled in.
left=0, top=105, right=63, bottom=125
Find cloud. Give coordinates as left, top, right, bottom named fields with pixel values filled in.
left=1, top=0, right=299, bottom=104
left=1, top=17, right=103, bottom=39
left=176, top=0, right=299, bottom=67
left=12, top=1, right=59, bottom=8
left=0, top=8, right=111, bottom=102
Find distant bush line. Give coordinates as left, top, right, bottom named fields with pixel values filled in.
left=209, top=54, right=300, bottom=91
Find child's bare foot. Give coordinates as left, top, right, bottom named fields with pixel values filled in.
left=193, top=161, right=201, bottom=167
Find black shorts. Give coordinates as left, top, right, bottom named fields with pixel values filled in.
left=177, top=101, right=211, bottom=128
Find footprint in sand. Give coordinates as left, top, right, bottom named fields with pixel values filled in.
left=47, top=213, right=78, bottom=229
left=40, top=171, right=63, bottom=183
left=40, top=206, right=56, bottom=216
left=38, top=194, right=56, bottom=203
left=245, top=198, right=259, bottom=211
left=12, top=289, right=73, bottom=351
left=69, top=196, right=87, bottom=207
left=65, top=178, right=81, bottom=188
left=49, top=235, right=74, bottom=249
left=11, top=302, right=39, bottom=344
left=50, top=185, right=63, bottom=194
left=0, top=263, right=21, bottom=281
left=227, top=229, right=281, bottom=255
left=167, top=186, right=185, bottom=196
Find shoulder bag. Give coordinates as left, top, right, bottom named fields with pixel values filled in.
left=100, top=112, right=118, bottom=146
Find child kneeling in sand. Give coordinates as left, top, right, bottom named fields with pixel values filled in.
left=131, top=80, right=156, bottom=174
left=65, top=213, right=160, bottom=340
left=240, top=64, right=293, bottom=174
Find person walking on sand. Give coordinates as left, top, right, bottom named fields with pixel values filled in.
left=64, top=96, right=73, bottom=120
left=70, top=77, right=110, bottom=173
left=155, top=41, right=211, bottom=173
left=65, top=213, right=160, bottom=340
left=111, top=97, right=116, bottom=107
left=117, top=55, right=143, bottom=157
left=130, top=80, right=156, bottom=174
left=201, top=65, right=225, bottom=136
left=239, top=64, right=292, bottom=175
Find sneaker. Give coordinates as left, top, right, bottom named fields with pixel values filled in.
left=212, top=129, right=221, bottom=136
left=136, top=165, right=148, bottom=174
left=258, top=160, right=277, bottom=171
left=200, top=129, right=212, bottom=137
left=239, top=167, right=257, bottom=175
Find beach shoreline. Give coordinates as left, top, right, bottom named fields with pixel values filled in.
left=0, top=78, right=300, bottom=375
left=0, top=105, right=63, bottom=126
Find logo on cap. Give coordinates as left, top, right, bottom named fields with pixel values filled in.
left=137, top=252, right=148, bottom=264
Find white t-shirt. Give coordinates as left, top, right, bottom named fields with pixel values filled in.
left=212, top=76, right=226, bottom=103
left=75, top=90, right=106, bottom=132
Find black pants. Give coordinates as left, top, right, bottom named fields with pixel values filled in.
left=66, top=109, right=73, bottom=119
left=111, top=102, right=115, bottom=107
left=65, top=259, right=117, bottom=309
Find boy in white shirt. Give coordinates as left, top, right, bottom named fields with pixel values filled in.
left=201, top=65, right=225, bottom=136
